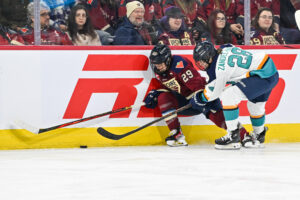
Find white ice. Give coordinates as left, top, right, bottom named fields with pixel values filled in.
left=1, top=144, right=300, bottom=200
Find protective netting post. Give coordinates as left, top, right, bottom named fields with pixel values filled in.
left=33, top=0, right=41, bottom=45
left=244, top=0, right=251, bottom=45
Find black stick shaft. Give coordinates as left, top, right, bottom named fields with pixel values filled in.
left=38, top=104, right=142, bottom=133
left=97, top=104, right=192, bottom=140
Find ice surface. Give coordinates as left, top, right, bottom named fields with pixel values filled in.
left=1, top=143, right=300, bottom=200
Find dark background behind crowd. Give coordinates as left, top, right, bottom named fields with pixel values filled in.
left=0, top=0, right=300, bottom=46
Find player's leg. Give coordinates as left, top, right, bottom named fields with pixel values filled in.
left=242, top=101, right=268, bottom=148
left=204, top=99, right=249, bottom=140
left=215, top=85, right=247, bottom=150
left=157, top=92, right=189, bottom=147
left=236, top=73, right=279, bottom=148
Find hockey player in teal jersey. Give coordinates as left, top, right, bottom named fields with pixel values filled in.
left=191, top=41, right=279, bottom=149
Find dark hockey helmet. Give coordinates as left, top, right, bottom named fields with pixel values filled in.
left=150, top=44, right=172, bottom=75
left=193, top=41, right=216, bottom=70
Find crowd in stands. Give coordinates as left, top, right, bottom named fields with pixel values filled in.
left=0, top=0, right=300, bottom=46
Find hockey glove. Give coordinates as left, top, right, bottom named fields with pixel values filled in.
left=190, top=91, right=207, bottom=111
left=144, top=90, right=162, bottom=109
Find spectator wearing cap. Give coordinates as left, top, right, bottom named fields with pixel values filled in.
left=161, top=0, right=209, bottom=31
left=118, top=0, right=163, bottom=23
left=157, top=6, right=195, bottom=45
left=19, top=2, right=72, bottom=45
left=113, top=0, right=155, bottom=45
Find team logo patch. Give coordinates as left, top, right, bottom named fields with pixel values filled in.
left=176, top=61, right=184, bottom=69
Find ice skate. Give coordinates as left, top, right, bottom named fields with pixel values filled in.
left=215, top=127, right=241, bottom=150
left=165, top=129, right=188, bottom=147
left=242, top=127, right=268, bottom=148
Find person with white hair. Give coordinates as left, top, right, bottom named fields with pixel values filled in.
left=19, top=1, right=73, bottom=45
left=113, top=1, right=155, bottom=45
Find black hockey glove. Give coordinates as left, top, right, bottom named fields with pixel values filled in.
left=190, top=91, right=207, bottom=111
left=144, top=90, right=162, bottom=109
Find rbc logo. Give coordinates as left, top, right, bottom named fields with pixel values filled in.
left=63, top=53, right=295, bottom=119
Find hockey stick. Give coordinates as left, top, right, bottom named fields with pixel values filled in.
left=15, top=102, right=145, bottom=134
left=97, top=104, right=192, bottom=140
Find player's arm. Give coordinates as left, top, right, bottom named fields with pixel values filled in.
left=203, top=74, right=227, bottom=102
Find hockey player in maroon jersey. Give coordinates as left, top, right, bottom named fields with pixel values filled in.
left=144, top=44, right=248, bottom=147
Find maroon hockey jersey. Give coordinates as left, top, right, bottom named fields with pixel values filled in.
left=250, top=27, right=285, bottom=45
left=19, top=25, right=72, bottom=45
left=155, top=55, right=206, bottom=99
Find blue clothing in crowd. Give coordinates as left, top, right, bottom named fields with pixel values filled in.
left=113, top=17, right=146, bottom=45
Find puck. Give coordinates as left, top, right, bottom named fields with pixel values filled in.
left=80, top=145, right=88, bottom=148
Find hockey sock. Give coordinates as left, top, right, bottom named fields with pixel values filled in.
left=162, top=109, right=181, bottom=131
left=223, top=107, right=239, bottom=131
left=250, top=114, right=265, bottom=134
left=207, top=110, right=227, bottom=129
left=158, top=92, right=181, bottom=131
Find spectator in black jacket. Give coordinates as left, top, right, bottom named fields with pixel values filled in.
left=113, top=1, right=155, bottom=45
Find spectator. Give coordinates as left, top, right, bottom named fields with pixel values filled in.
left=199, top=9, right=238, bottom=45
left=19, top=2, right=73, bottom=45
left=157, top=6, right=195, bottom=45
left=0, top=24, right=24, bottom=45
left=118, top=0, right=163, bottom=35
left=280, top=0, right=300, bottom=44
left=41, top=0, right=76, bottom=32
left=252, top=0, right=280, bottom=32
left=0, top=0, right=29, bottom=31
left=118, top=0, right=163, bottom=23
left=161, top=0, right=208, bottom=31
left=113, top=1, right=155, bottom=45
left=67, top=4, right=101, bottom=45
left=250, top=7, right=285, bottom=45
left=206, top=0, right=245, bottom=43
left=76, top=0, right=120, bottom=35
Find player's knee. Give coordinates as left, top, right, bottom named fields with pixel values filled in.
left=221, top=86, right=244, bottom=106
left=158, top=93, right=178, bottom=112
left=247, top=101, right=266, bottom=116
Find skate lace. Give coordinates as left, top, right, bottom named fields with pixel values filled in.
left=221, top=132, right=232, bottom=141
left=249, top=132, right=258, bottom=140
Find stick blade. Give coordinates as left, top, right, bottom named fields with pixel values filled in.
left=97, top=127, right=125, bottom=140
left=14, top=120, right=40, bottom=134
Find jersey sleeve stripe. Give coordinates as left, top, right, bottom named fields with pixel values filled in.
left=257, top=55, right=269, bottom=70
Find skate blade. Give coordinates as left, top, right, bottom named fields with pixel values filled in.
left=215, top=143, right=241, bottom=150
left=243, top=141, right=265, bottom=148
left=166, top=140, right=188, bottom=147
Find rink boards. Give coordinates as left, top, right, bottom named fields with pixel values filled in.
left=0, top=45, right=300, bottom=149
